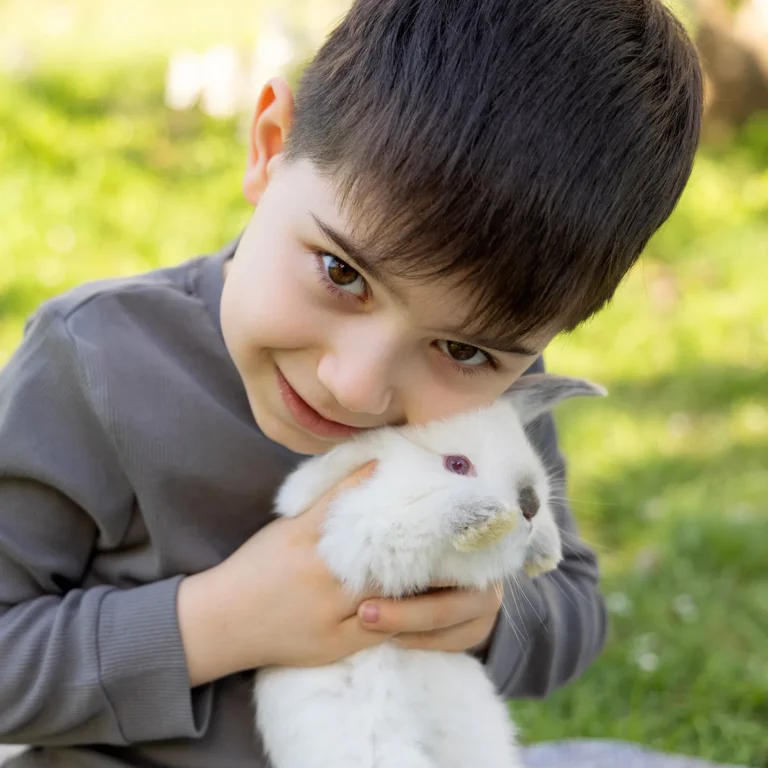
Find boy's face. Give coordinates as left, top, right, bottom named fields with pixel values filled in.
left=221, top=81, right=556, bottom=455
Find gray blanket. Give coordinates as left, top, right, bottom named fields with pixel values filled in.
left=522, top=740, right=746, bottom=768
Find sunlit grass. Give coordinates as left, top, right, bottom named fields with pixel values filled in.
left=0, top=58, right=766, bottom=766
left=522, top=133, right=768, bottom=766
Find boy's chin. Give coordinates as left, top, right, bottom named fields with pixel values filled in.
left=255, top=411, right=341, bottom=456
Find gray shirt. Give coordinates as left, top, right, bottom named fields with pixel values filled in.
left=0, top=239, right=607, bottom=767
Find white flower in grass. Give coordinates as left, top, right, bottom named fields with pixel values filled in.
left=636, top=652, right=660, bottom=673
left=741, top=404, right=768, bottom=435
left=46, top=224, right=75, bottom=255
left=634, top=546, right=661, bottom=575
left=731, top=503, right=756, bottom=523
left=631, top=633, right=660, bottom=673
left=37, top=256, right=66, bottom=288
left=634, top=633, right=657, bottom=650
left=672, top=594, right=698, bottom=622
left=642, top=498, right=665, bottom=520
left=667, top=412, right=692, bottom=439
left=606, top=592, right=633, bottom=617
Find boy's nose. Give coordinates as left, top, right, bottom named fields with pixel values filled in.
left=316, top=349, right=395, bottom=416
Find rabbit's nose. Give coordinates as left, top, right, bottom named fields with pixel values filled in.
left=519, top=485, right=540, bottom=521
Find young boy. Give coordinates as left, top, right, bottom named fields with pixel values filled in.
left=0, top=0, right=702, bottom=766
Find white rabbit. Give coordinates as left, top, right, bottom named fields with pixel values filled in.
left=254, top=373, right=605, bottom=768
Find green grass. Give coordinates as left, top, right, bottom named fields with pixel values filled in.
left=1, top=56, right=767, bottom=768
left=511, top=128, right=768, bottom=766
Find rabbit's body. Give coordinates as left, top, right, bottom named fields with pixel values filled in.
left=256, top=643, right=516, bottom=768
left=254, top=374, right=604, bottom=768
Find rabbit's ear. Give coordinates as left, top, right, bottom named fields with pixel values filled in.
left=503, top=373, right=607, bottom=425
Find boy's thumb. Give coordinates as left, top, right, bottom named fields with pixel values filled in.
left=303, top=460, right=378, bottom=528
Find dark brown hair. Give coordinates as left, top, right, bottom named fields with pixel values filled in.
left=287, top=0, right=703, bottom=344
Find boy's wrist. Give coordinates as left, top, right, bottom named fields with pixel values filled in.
left=177, top=565, right=259, bottom=687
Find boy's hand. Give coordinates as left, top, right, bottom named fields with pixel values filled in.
left=178, top=461, right=393, bottom=687
left=358, top=584, right=503, bottom=653
left=178, top=461, right=503, bottom=688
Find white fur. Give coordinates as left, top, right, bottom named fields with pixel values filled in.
left=254, top=375, right=604, bottom=768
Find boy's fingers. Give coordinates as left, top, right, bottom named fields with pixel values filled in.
left=358, top=584, right=501, bottom=634
left=393, top=618, right=488, bottom=652
left=337, top=614, right=396, bottom=653
left=301, top=460, right=378, bottom=529
left=337, top=614, right=492, bottom=656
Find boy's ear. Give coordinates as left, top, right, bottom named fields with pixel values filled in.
left=243, top=77, right=295, bottom=206
left=503, top=373, right=607, bottom=425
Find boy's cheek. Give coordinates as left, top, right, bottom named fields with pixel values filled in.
left=223, top=259, right=318, bottom=353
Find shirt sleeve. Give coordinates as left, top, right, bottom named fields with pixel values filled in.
left=0, top=305, right=212, bottom=746
left=481, top=356, right=608, bottom=698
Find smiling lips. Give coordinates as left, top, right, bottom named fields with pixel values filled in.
left=275, top=368, right=364, bottom=439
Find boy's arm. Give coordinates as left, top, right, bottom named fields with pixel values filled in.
left=0, top=307, right=212, bottom=746
left=480, top=356, right=608, bottom=698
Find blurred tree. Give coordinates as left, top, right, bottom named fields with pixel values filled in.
left=690, top=0, right=768, bottom=140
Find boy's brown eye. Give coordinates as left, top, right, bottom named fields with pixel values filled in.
left=446, top=342, right=480, bottom=361
left=437, top=340, right=490, bottom=367
left=319, top=253, right=367, bottom=298
left=326, top=256, right=360, bottom=286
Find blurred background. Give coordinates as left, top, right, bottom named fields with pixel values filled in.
left=0, top=0, right=765, bottom=765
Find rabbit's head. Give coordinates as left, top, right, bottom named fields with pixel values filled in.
left=318, top=374, right=605, bottom=594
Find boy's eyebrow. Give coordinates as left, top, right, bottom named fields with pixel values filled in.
left=311, top=213, right=540, bottom=358
left=310, top=214, right=407, bottom=304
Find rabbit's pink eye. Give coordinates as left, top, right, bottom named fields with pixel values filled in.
left=443, top=455, right=475, bottom=476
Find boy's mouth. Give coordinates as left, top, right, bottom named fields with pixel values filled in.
left=275, top=368, right=364, bottom=439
